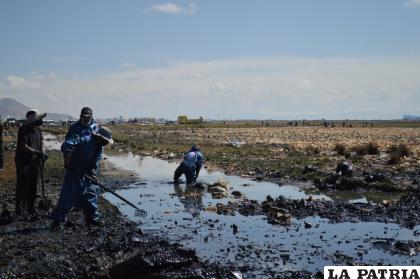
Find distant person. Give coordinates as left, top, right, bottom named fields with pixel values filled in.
left=336, top=161, right=353, bottom=177
left=15, top=109, right=48, bottom=216
left=174, top=145, right=204, bottom=184
left=50, top=107, right=114, bottom=230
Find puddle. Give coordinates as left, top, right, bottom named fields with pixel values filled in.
left=43, top=133, right=62, bottom=150
left=103, top=151, right=420, bottom=276
left=104, top=152, right=330, bottom=202
left=306, top=189, right=405, bottom=204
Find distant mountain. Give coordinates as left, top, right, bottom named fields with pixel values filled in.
left=0, top=97, right=75, bottom=121
left=0, top=98, right=30, bottom=119
left=44, top=112, right=75, bottom=121
left=403, top=115, right=420, bottom=121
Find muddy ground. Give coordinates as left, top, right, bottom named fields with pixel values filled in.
left=0, top=147, right=241, bottom=279
left=3, top=124, right=420, bottom=278
left=103, top=124, right=419, bottom=271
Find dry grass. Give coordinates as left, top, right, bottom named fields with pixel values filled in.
left=388, top=144, right=411, bottom=164
left=109, top=125, right=420, bottom=155
left=351, top=142, right=380, bottom=156
left=0, top=152, right=16, bottom=189
left=334, top=143, right=347, bottom=156
left=44, top=125, right=420, bottom=180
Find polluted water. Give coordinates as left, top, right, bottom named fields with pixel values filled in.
left=103, top=151, right=420, bottom=278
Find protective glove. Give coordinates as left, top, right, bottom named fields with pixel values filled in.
left=84, top=167, right=98, bottom=183
left=195, top=168, right=200, bottom=181
left=64, top=153, right=72, bottom=168
left=39, top=153, right=48, bottom=162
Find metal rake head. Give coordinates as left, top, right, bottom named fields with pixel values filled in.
left=135, top=209, right=147, bottom=218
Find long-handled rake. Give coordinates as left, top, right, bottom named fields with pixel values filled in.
left=83, top=173, right=147, bottom=218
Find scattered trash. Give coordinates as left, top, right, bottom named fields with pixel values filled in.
left=231, top=271, right=243, bottom=279
left=228, top=140, right=245, bottom=148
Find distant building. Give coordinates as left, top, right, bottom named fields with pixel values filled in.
left=6, top=117, right=16, bottom=124
left=403, top=115, right=420, bottom=121
left=43, top=119, right=60, bottom=126
left=178, top=115, right=188, bottom=124
left=177, top=116, right=204, bottom=124
left=127, top=117, right=155, bottom=125
left=155, top=118, right=167, bottom=125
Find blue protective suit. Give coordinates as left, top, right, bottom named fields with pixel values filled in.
left=51, top=120, right=102, bottom=222
left=174, top=149, right=204, bottom=184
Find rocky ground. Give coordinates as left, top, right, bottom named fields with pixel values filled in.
left=197, top=178, right=420, bottom=229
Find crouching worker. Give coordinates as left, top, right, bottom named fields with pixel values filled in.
left=174, top=145, right=204, bottom=185
left=336, top=161, right=353, bottom=177
left=15, top=109, right=48, bottom=216
left=50, top=107, right=114, bottom=231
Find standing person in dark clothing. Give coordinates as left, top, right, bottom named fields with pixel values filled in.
left=0, top=120, right=3, bottom=171
left=15, top=109, right=48, bottom=216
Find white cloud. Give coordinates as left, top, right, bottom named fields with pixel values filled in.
left=186, top=3, right=197, bottom=15
left=299, top=79, right=313, bottom=91
left=404, top=0, right=420, bottom=7
left=2, top=56, right=420, bottom=119
left=121, top=63, right=136, bottom=69
left=30, top=72, right=55, bottom=81
left=188, top=72, right=204, bottom=79
left=4, top=73, right=55, bottom=91
left=6, top=75, right=40, bottom=90
left=209, top=82, right=229, bottom=92
left=148, top=2, right=197, bottom=15
left=148, top=3, right=181, bottom=14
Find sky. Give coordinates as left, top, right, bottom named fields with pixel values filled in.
left=1, top=0, right=420, bottom=120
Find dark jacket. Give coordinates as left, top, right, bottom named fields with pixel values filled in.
left=15, top=125, right=43, bottom=166
left=61, top=120, right=101, bottom=172
left=0, top=123, right=3, bottom=169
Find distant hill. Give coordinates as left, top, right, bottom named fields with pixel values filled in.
left=44, top=112, right=75, bottom=121
left=0, top=97, right=75, bottom=121
left=0, top=98, right=30, bottom=119
left=403, top=115, right=420, bottom=121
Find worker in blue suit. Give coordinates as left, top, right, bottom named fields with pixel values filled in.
left=50, top=107, right=113, bottom=230
left=174, top=145, right=204, bottom=184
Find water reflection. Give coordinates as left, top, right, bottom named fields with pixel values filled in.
left=173, top=183, right=204, bottom=217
